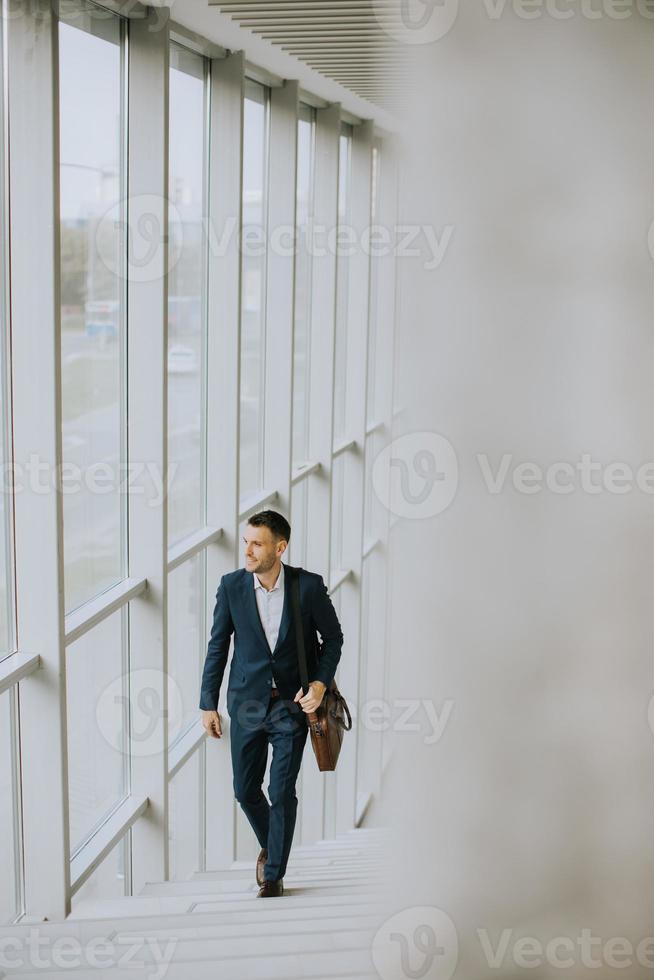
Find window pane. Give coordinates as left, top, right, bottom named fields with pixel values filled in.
left=289, top=480, right=307, bottom=567
left=0, top=688, right=23, bottom=923
left=0, top=5, right=11, bottom=661
left=240, top=81, right=269, bottom=501
left=169, top=748, right=202, bottom=880
left=330, top=453, right=345, bottom=572
left=366, top=144, right=381, bottom=426
left=59, top=9, right=127, bottom=613
left=292, top=105, right=315, bottom=464
left=71, top=832, right=130, bottom=908
left=357, top=552, right=381, bottom=804
left=66, top=608, right=129, bottom=853
left=333, top=127, right=352, bottom=444
left=168, top=551, right=206, bottom=746
left=168, top=44, right=207, bottom=545
left=364, top=428, right=385, bottom=545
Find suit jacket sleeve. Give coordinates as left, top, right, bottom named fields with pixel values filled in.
left=310, top=574, right=344, bottom=688
left=199, top=575, right=234, bottom=711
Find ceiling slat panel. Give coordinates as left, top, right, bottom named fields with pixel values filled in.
left=209, top=0, right=408, bottom=113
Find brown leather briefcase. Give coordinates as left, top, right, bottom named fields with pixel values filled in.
left=290, top=567, right=352, bottom=771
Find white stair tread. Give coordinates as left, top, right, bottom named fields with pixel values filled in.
left=226, top=853, right=381, bottom=869
left=78, top=927, right=376, bottom=965
left=0, top=907, right=389, bottom=942
left=109, top=912, right=385, bottom=942
left=140, top=871, right=382, bottom=897
left=190, top=861, right=385, bottom=888
left=13, top=948, right=375, bottom=979
left=68, top=888, right=382, bottom=920
left=30, top=829, right=389, bottom=980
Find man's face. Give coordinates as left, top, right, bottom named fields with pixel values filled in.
left=243, top=524, right=285, bottom=573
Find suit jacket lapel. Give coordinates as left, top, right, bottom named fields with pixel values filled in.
left=243, top=562, right=294, bottom=655
left=274, top=566, right=293, bottom=654
left=243, top=571, right=269, bottom=652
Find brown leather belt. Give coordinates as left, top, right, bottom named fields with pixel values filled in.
left=270, top=687, right=280, bottom=698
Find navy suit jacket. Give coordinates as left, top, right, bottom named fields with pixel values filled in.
left=198, top=563, right=344, bottom=718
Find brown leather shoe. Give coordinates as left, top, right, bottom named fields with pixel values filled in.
left=257, top=878, right=284, bottom=897
left=256, top=848, right=268, bottom=887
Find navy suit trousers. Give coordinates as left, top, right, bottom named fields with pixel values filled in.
left=230, top=691, right=309, bottom=882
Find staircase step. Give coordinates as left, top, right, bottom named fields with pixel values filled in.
left=140, top=873, right=383, bottom=897
left=68, top=889, right=383, bottom=921
left=231, top=853, right=380, bottom=867
left=11, top=948, right=376, bottom=979
left=108, top=911, right=385, bottom=943
left=0, top=905, right=390, bottom=943
left=191, top=859, right=381, bottom=881
left=42, top=829, right=390, bottom=978
left=99, top=926, right=377, bottom=966
left=313, top=840, right=384, bottom=849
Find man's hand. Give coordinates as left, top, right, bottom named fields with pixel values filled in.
left=201, top=709, right=222, bottom=739
left=294, top=681, right=327, bottom=714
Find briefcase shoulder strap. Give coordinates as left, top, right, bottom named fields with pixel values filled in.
left=290, top=566, right=310, bottom=695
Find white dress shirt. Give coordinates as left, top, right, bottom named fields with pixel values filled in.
left=253, top=562, right=285, bottom=689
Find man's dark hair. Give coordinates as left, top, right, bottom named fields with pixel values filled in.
left=247, top=509, right=291, bottom=545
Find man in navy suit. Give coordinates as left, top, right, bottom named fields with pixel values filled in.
left=199, top=509, right=344, bottom=897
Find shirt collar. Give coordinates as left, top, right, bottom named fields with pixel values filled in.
left=253, top=562, right=285, bottom=593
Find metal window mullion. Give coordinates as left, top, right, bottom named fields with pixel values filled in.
left=9, top=0, right=71, bottom=919
left=126, top=7, right=171, bottom=890
left=63, top=575, right=147, bottom=645
left=369, top=136, right=399, bottom=800
left=303, top=106, right=317, bottom=464
left=335, top=119, right=374, bottom=836
left=257, top=85, right=272, bottom=494
left=167, top=525, right=223, bottom=573
left=69, top=793, right=149, bottom=896
left=10, top=686, right=25, bottom=919
left=264, top=80, right=298, bottom=522
left=0, top=1, right=15, bottom=659
left=301, top=101, right=340, bottom=846
left=204, top=50, right=245, bottom=873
